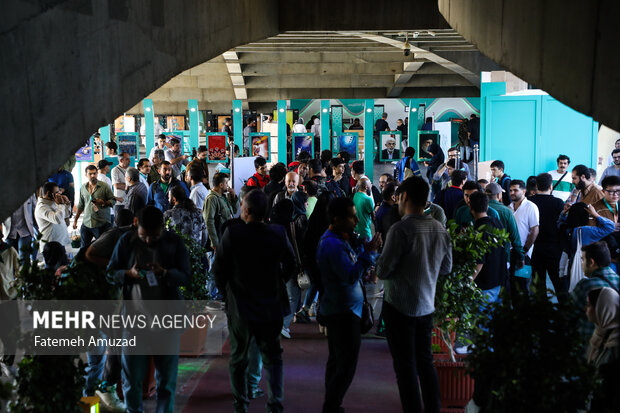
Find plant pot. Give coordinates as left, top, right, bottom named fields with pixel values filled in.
left=116, top=356, right=157, bottom=400
left=434, top=359, right=474, bottom=409
left=179, top=317, right=209, bottom=357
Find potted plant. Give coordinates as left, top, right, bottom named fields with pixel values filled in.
left=467, top=286, right=598, bottom=412
left=167, top=224, right=213, bottom=356
left=432, top=222, right=508, bottom=409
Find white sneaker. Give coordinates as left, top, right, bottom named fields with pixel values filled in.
left=96, top=389, right=126, bottom=412
left=465, top=399, right=481, bottom=413
left=281, top=328, right=291, bottom=339
left=454, top=345, right=471, bottom=355
left=308, top=303, right=317, bottom=317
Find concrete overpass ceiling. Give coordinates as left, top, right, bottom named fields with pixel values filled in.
left=132, top=29, right=499, bottom=114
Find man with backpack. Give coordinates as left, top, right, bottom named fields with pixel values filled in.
left=490, top=160, right=511, bottom=205
left=308, top=158, right=345, bottom=198
left=246, top=156, right=270, bottom=189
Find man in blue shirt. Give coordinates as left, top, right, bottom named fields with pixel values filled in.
left=49, top=166, right=75, bottom=210
left=317, top=197, right=382, bottom=413
left=146, top=161, right=189, bottom=212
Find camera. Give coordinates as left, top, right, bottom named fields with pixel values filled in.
left=403, top=41, right=411, bottom=57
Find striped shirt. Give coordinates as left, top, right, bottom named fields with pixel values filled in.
left=376, top=214, right=452, bottom=317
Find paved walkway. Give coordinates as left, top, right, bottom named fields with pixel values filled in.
left=180, top=322, right=401, bottom=412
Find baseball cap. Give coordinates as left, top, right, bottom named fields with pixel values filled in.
left=485, top=182, right=505, bottom=195
left=97, top=159, right=113, bottom=169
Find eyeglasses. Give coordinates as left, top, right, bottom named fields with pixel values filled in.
left=604, top=190, right=620, bottom=195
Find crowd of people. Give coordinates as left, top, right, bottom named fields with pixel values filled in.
left=1, top=129, right=620, bottom=412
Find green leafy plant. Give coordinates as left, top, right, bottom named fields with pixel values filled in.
left=433, top=222, right=509, bottom=362
left=10, top=355, right=85, bottom=413
left=467, top=286, right=598, bottom=412
left=167, top=221, right=211, bottom=302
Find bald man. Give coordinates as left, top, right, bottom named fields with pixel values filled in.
left=353, top=177, right=375, bottom=240
left=273, top=171, right=300, bottom=206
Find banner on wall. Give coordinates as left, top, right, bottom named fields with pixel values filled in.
left=249, top=132, right=270, bottom=161
left=166, top=116, right=185, bottom=131
left=379, top=131, right=402, bottom=162
left=293, top=133, right=313, bottom=159
left=117, top=133, right=139, bottom=159
left=75, top=136, right=94, bottom=162
left=206, top=133, right=227, bottom=163
left=337, top=132, right=359, bottom=160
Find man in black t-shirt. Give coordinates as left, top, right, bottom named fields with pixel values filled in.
left=470, top=191, right=506, bottom=301
left=529, top=173, right=568, bottom=300
left=374, top=112, right=390, bottom=150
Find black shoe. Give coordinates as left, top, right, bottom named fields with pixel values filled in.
left=295, top=309, right=311, bottom=324
left=249, top=388, right=265, bottom=399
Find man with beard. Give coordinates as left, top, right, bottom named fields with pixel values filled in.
left=599, top=149, right=620, bottom=183
left=73, top=164, right=116, bottom=247
left=572, top=164, right=604, bottom=206
left=273, top=171, right=299, bottom=206
left=146, top=161, right=189, bottom=212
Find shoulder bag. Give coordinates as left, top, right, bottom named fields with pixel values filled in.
left=290, top=222, right=311, bottom=289
left=359, top=279, right=374, bottom=334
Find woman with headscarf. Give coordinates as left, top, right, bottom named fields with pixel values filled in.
left=426, top=143, right=445, bottom=181
left=586, top=287, right=620, bottom=411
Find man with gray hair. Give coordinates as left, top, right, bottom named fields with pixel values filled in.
left=352, top=177, right=375, bottom=241
left=124, top=166, right=147, bottom=216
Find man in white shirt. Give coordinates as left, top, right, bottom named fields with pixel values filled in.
left=149, top=134, right=168, bottom=163
left=509, top=179, right=540, bottom=298
left=97, top=160, right=114, bottom=190
left=137, top=158, right=151, bottom=187
left=164, top=138, right=189, bottom=179
left=548, top=154, right=574, bottom=201
left=188, top=167, right=209, bottom=210
left=111, top=153, right=131, bottom=218
left=35, top=182, right=71, bottom=251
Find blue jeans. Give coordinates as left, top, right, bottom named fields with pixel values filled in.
left=80, top=222, right=111, bottom=248
left=303, top=284, right=318, bottom=309
left=283, top=279, right=302, bottom=330
left=121, top=335, right=180, bottom=413
left=247, top=337, right=263, bottom=393
left=6, top=235, right=37, bottom=262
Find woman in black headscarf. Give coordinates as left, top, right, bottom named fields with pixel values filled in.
left=426, top=143, right=445, bottom=183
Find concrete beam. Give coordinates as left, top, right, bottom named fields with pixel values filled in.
left=439, top=0, right=620, bottom=131
left=244, top=75, right=396, bottom=89
left=242, top=62, right=405, bottom=76
left=238, top=51, right=417, bottom=64
left=278, top=0, right=451, bottom=31
left=0, top=0, right=279, bottom=220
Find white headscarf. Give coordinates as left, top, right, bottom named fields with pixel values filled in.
left=588, top=287, right=620, bottom=364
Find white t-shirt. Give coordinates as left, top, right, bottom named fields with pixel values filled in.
left=509, top=199, right=540, bottom=258
left=111, top=166, right=127, bottom=206
left=548, top=169, right=574, bottom=202
left=97, top=173, right=113, bottom=191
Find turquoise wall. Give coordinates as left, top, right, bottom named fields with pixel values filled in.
left=482, top=90, right=598, bottom=180
left=291, top=98, right=480, bottom=123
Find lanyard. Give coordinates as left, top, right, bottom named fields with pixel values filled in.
left=88, top=183, right=98, bottom=200
left=603, top=199, right=618, bottom=222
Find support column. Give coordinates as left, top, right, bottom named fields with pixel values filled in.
left=143, top=99, right=154, bottom=157
left=188, top=99, right=200, bottom=151
left=407, top=99, right=417, bottom=148
left=277, top=100, right=287, bottom=164
left=320, top=100, right=330, bottom=152
left=363, top=99, right=374, bottom=181
left=99, top=125, right=111, bottom=146
left=232, top=100, right=243, bottom=151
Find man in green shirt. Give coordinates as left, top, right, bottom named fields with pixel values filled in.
left=485, top=182, right=525, bottom=267
left=73, top=164, right=116, bottom=247
left=352, top=177, right=375, bottom=240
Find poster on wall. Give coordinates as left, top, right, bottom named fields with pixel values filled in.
left=293, top=133, right=313, bottom=159
left=417, top=130, right=439, bottom=160
left=337, top=133, right=359, bottom=160
left=206, top=133, right=227, bottom=163
left=75, top=137, right=94, bottom=162
left=114, top=115, right=136, bottom=133
left=166, top=116, right=185, bottom=131
left=249, top=132, right=271, bottom=161
left=117, top=133, right=139, bottom=159
left=379, top=131, right=402, bottom=162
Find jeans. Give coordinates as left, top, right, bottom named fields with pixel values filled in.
left=322, top=312, right=361, bottom=413
left=6, top=235, right=37, bottom=262
left=227, top=311, right=284, bottom=413
left=247, top=337, right=263, bottom=393
left=383, top=302, right=439, bottom=413
left=303, top=284, right=318, bottom=309
left=283, top=278, right=302, bottom=330
left=80, top=222, right=111, bottom=248
left=121, top=341, right=180, bottom=413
